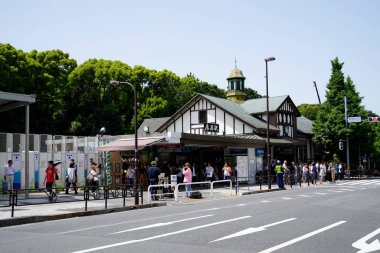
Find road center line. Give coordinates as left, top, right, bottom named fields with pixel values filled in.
left=257, top=221, right=346, bottom=253
left=71, top=216, right=251, bottom=253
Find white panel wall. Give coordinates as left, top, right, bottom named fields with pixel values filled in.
left=174, top=117, right=182, bottom=132
left=191, top=111, right=198, bottom=124
left=208, top=109, right=215, bottom=123
left=167, top=124, right=175, bottom=132
left=245, top=125, right=253, bottom=133
left=225, top=114, right=234, bottom=134
left=183, top=111, right=191, bottom=133
left=235, top=119, right=244, bottom=134
left=216, top=108, right=225, bottom=135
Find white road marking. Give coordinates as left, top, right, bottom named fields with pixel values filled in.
left=282, top=197, right=293, bottom=200
left=237, top=204, right=248, bottom=207
left=338, top=188, right=355, bottom=191
left=107, top=214, right=213, bottom=235
left=315, top=192, right=328, bottom=195
left=326, top=190, right=343, bottom=193
left=261, top=200, right=271, bottom=203
left=298, top=195, right=311, bottom=198
left=257, top=221, right=347, bottom=253
left=57, top=207, right=219, bottom=234
left=210, top=218, right=296, bottom=242
left=352, top=228, right=380, bottom=253
left=71, top=216, right=251, bottom=253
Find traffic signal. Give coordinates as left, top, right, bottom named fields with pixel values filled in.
left=339, top=141, right=344, bottom=151
left=368, top=117, right=379, bottom=122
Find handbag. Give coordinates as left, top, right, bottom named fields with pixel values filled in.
left=55, top=173, right=59, bottom=180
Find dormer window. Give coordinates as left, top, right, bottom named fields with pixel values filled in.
left=199, top=110, right=207, bottom=123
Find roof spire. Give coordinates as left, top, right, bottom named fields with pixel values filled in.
left=234, top=58, right=238, bottom=68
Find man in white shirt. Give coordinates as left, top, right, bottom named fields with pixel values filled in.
left=3, top=160, right=16, bottom=190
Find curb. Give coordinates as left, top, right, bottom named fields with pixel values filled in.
left=241, top=188, right=282, bottom=195
left=0, top=202, right=166, bottom=228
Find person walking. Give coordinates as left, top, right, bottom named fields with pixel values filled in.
left=66, top=159, right=78, bottom=194
left=319, top=162, right=326, bottom=184
left=3, top=160, right=16, bottom=191
left=87, top=165, right=99, bottom=193
left=205, top=163, right=214, bottom=187
left=44, top=161, right=57, bottom=193
left=275, top=160, right=285, bottom=190
left=329, top=162, right=336, bottom=183
left=147, top=161, right=160, bottom=200
left=126, top=166, right=136, bottom=185
left=183, top=163, right=192, bottom=197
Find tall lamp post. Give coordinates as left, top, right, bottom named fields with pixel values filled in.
left=110, top=80, right=139, bottom=205
left=265, top=57, right=275, bottom=189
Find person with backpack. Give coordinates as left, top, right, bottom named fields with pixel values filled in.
left=222, top=163, right=232, bottom=181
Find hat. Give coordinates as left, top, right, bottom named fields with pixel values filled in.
left=151, top=161, right=157, bottom=166
left=277, top=160, right=281, bottom=164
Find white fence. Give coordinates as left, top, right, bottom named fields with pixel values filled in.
left=0, top=133, right=99, bottom=189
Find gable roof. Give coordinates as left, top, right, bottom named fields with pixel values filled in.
left=138, top=117, right=170, bottom=135
left=241, top=95, right=301, bottom=116
left=297, top=116, right=313, bottom=135
left=156, top=94, right=278, bottom=133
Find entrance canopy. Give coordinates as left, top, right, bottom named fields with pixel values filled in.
left=0, top=91, right=36, bottom=112
left=97, top=137, right=165, bottom=152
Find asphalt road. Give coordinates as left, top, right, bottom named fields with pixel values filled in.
left=0, top=180, right=379, bottom=253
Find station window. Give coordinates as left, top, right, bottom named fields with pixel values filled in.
left=199, top=110, right=207, bottom=123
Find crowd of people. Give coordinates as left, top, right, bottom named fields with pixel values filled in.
left=272, top=159, right=350, bottom=189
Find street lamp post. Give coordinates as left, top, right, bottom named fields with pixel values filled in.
left=265, top=57, right=275, bottom=189
left=110, top=80, right=139, bottom=205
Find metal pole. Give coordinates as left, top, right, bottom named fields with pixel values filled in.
left=133, top=85, right=139, bottom=205
left=264, top=58, right=276, bottom=189
left=25, top=105, right=30, bottom=199
left=313, top=81, right=322, bottom=104
left=265, top=60, right=271, bottom=189
left=344, top=96, right=350, bottom=171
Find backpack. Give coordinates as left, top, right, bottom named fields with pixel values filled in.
left=189, top=191, right=202, bottom=199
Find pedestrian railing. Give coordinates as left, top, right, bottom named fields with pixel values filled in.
left=147, top=184, right=175, bottom=204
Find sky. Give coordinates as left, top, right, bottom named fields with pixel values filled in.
left=1, top=0, right=379, bottom=115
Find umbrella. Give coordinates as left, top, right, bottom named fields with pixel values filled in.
left=53, top=160, right=62, bottom=167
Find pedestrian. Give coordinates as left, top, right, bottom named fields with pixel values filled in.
left=311, top=163, right=318, bottom=185
left=147, top=161, right=160, bottom=200
left=87, top=165, right=99, bottom=193
left=183, top=162, right=192, bottom=197
left=302, top=163, right=308, bottom=184
left=66, top=159, right=78, bottom=194
left=282, top=160, right=290, bottom=186
left=126, top=166, right=136, bottom=185
left=222, top=163, right=232, bottom=181
left=44, top=161, right=57, bottom=193
left=205, top=163, right=215, bottom=187
left=3, top=160, right=16, bottom=191
left=329, top=162, right=336, bottom=183
left=319, top=162, right=326, bottom=184
left=275, top=160, right=285, bottom=190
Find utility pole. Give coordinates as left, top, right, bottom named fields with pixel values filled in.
left=313, top=81, right=321, bottom=104
left=344, top=96, right=350, bottom=170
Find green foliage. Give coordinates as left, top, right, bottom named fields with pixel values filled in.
left=297, top=104, right=320, bottom=120
left=313, top=57, right=377, bottom=166
left=0, top=43, right=262, bottom=136
left=245, top=87, right=262, bottom=100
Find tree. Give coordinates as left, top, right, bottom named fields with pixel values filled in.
left=245, top=87, right=262, bottom=100
left=297, top=104, right=320, bottom=120
left=65, top=59, right=131, bottom=135
left=313, top=57, right=376, bottom=167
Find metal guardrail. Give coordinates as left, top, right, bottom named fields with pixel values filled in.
left=0, top=184, right=144, bottom=217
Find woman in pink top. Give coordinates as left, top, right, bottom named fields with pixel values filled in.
left=183, top=162, right=192, bottom=197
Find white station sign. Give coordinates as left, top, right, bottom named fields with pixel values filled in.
left=348, top=116, right=362, bottom=123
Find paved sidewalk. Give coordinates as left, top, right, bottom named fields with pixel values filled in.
left=0, top=183, right=282, bottom=227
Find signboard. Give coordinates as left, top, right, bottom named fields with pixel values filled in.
left=204, top=123, right=219, bottom=133
left=348, top=116, right=362, bottom=123
left=255, top=148, right=265, bottom=157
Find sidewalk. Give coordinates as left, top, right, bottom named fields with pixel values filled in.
left=0, top=183, right=280, bottom=227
